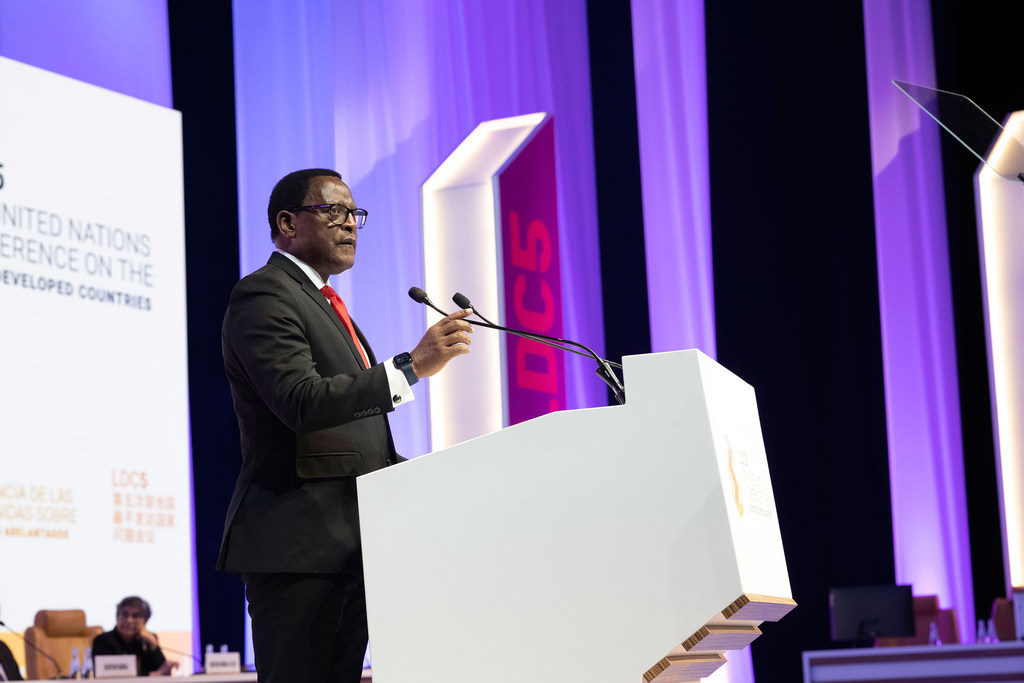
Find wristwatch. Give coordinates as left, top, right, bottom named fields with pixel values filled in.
left=393, top=351, right=418, bottom=385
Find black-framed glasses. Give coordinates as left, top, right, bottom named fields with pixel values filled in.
left=289, top=204, right=368, bottom=228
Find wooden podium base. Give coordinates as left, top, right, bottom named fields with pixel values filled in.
left=722, top=593, right=797, bottom=621
left=643, top=593, right=797, bottom=682
left=643, top=653, right=727, bottom=682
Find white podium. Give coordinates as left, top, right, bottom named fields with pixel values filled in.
left=358, top=350, right=795, bottom=682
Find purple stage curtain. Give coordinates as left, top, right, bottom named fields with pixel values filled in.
left=232, top=0, right=337, bottom=280
left=632, top=2, right=746, bottom=680
left=0, top=0, right=171, bottom=107
left=863, top=0, right=973, bottom=642
left=233, top=0, right=603, bottom=459
left=631, top=0, right=716, bottom=359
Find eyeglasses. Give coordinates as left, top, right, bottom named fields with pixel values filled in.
left=288, top=204, right=368, bottom=228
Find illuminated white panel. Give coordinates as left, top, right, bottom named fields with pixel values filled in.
left=421, top=113, right=548, bottom=450
left=975, top=111, right=1024, bottom=591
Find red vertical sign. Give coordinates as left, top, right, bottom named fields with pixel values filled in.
left=498, top=117, right=565, bottom=425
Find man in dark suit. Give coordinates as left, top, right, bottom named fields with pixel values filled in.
left=218, top=168, right=472, bottom=683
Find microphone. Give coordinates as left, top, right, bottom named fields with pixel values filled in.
left=452, top=291, right=625, bottom=405
left=452, top=292, right=618, bottom=366
left=452, top=292, right=497, bottom=326
left=408, top=287, right=449, bottom=318
left=409, top=286, right=625, bottom=403
left=0, top=617, right=63, bottom=678
left=452, top=292, right=596, bottom=362
left=411, top=286, right=585, bottom=361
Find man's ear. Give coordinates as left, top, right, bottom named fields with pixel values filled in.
left=276, top=210, right=296, bottom=237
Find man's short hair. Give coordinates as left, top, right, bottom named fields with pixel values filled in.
left=116, top=596, right=152, bottom=621
left=267, top=168, right=342, bottom=239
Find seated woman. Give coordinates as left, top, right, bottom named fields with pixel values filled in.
left=92, top=597, right=178, bottom=676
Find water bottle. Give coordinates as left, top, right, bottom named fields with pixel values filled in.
left=68, top=646, right=81, bottom=678
left=978, top=618, right=987, bottom=643
left=81, top=647, right=94, bottom=679
left=928, top=621, right=942, bottom=646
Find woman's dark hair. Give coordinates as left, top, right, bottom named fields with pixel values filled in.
left=116, top=595, right=152, bottom=621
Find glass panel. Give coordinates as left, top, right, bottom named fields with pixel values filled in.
left=893, top=80, right=1024, bottom=183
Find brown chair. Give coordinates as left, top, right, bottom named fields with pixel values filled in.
left=991, top=597, right=1017, bottom=641
left=23, top=610, right=103, bottom=680
left=875, top=595, right=959, bottom=646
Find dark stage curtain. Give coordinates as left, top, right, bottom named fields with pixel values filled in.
left=168, top=0, right=245, bottom=654
left=705, top=3, right=893, bottom=681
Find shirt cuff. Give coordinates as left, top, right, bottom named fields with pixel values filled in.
left=383, top=356, right=415, bottom=408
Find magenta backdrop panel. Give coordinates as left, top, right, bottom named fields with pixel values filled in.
left=499, top=118, right=567, bottom=425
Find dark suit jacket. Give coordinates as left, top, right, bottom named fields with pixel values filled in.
left=0, top=639, right=23, bottom=680
left=218, top=252, right=400, bottom=574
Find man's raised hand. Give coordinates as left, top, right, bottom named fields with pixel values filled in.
left=409, top=308, right=473, bottom=378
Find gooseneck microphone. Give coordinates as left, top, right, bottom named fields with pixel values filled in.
left=408, top=287, right=448, bottom=317
left=451, top=292, right=496, bottom=326
left=453, top=291, right=625, bottom=404
left=406, top=286, right=625, bottom=404
left=452, top=292, right=603, bottom=364
left=411, top=286, right=592, bottom=361
left=452, top=291, right=621, bottom=367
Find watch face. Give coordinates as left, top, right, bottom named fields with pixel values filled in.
left=394, top=351, right=418, bottom=384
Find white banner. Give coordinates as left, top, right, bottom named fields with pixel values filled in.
left=0, top=55, right=192, bottom=654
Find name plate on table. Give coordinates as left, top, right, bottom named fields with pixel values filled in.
left=95, top=654, right=137, bottom=678
left=205, top=651, right=241, bottom=673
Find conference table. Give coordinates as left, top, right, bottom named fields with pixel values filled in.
left=802, top=640, right=1024, bottom=682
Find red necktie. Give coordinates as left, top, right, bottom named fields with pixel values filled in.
left=320, top=285, right=370, bottom=369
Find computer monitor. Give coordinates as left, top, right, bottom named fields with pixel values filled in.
left=829, top=584, right=915, bottom=642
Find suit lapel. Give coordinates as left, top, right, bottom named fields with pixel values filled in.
left=268, top=253, right=373, bottom=368
left=351, top=320, right=377, bottom=366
